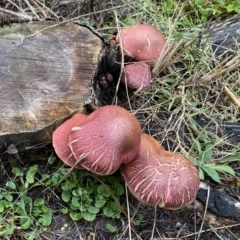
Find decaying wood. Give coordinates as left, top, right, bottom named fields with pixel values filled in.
left=209, top=16, right=240, bottom=56
left=0, top=21, right=105, bottom=151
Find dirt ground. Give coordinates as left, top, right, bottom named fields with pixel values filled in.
left=1, top=0, right=240, bottom=239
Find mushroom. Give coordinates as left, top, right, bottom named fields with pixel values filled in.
left=121, top=62, right=152, bottom=90
left=120, top=134, right=200, bottom=209
left=69, top=105, right=142, bottom=175
left=116, top=24, right=167, bottom=65
left=52, top=113, right=88, bottom=169
left=99, top=72, right=114, bottom=89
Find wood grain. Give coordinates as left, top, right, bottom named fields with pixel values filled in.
left=0, top=21, right=104, bottom=150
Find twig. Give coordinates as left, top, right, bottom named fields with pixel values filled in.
left=23, top=0, right=40, bottom=19
left=224, top=85, right=240, bottom=108
left=150, top=206, right=157, bottom=239
left=125, top=182, right=132, bottom=240
left=0, top=7, right=33, bottom=21
left=111, top=10, right=125, bottom=105
left=56, top=154, right=86, bottom=187
left=197, top=185, right=210, bottom=240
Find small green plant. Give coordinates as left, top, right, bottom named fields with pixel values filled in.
left=0, top=165, right=52, bottom=239
left=45, top=164, right=125, bottom=222
left=189, top=140, right=235, bottom=183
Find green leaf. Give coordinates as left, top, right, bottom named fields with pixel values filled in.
left=0, top=200, right=5, bottom=212
left=48, top=155, right=56, bottom=164
left=61, top=190, right=71, bottom=203
left=103, top=207, right=114, bottom=218
left=199, top=167, right=205, bottom=180
left=112, top=182, right=124, bottom=196
left=219, top=153, right=240, bottom=163
left=12, top=167, right=23, bottom=177
left=32, top=208, right=41, bottom=217
left=20, top=216, right=32, bottom=230
left=72, top=188, right=83, bottom=197
left=87, top=206, right=99, bottom=214
left=61, top=179, right=76, bottom=191
left=83, top=186, right=94, bottom=194
left=61, top=208, right=68, bottom=214
left=206, top=165, right=235, bottom=176
left=24, top=230, right=38, bottom=240
left=95, top=195, right=107, bottom=208
left=201, top=166, right=220, bottom=183
left=106, top=223, right=117, bottom=233
left=6, top=181, right=16, bottom=190
left=71, top=196, right=80, bottom=208
left=34, top=198, right=44, bottom=207
left=26, top=165, right=38, bottom=184
left=3, top=192, right=13, bottom=202
left=82, top=212, right=96, bottom=221
left=2, top=225, right=15, bottom=236
left=107, top=201, right=121, bottom=212
left=70, top=212, right=82, bottom=221
left=97, top=185, right=110, bottom=197
left=199, top=146, right=213, bottom=163
left=39, top=207, right=52, bottom=227
left=132, top=214, right=144, bottom=226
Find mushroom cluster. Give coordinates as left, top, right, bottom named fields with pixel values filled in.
left=52, top=105, right=200, bottom=209
left=53, top=24, right=199, bottom=209
left=116, top=24, right=167, bottom=90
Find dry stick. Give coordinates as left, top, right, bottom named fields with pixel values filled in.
left=31, top=0, right=59, bottom=19
left=198, top=55, right=240, bottom=84
left=30, top=0, right=48, bottom=18
left=224, top=85, right=240, bottom=108
left=6, top=0, right=30, bottom=15
left=150, top=206, right=157, bottom=240
left=23, top=0, right=40, bottom=19
left=181, top=223, right=240, bottom=239
left=197, top=185, right=210, bottom=240
left=125, top=182, right=132, bottom=240
left=0, top=7, right=33, bottom=20
left=56, top=154, right=86, bottom=187
left=111, top=10, right=125, bottom=106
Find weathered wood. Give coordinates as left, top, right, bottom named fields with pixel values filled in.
left=0, top=21, right=104, bottom=151
left=209, top=16, right=240, bottom=56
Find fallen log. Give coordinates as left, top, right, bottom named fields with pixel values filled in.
left=0, top=21, right=117, bottom=152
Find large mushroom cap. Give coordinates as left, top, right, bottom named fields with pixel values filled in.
left=116, top=24, right=167, bottom=65
left=69, top=105, right=142, bottom=175
left=52, top=113, right=88, bottom=169
left=121, top=62, right=152, bottom=90
left=120, top=134, right=200, bottom=209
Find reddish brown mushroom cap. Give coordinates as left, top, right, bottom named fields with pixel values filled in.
left=52, top=113, right=88, bottom=169
left=120, top=134, right=200, bottom=209
left=116, top=24, right=167, bottom=65
left=69, top=105, right=142, bottom=175
left=121, top=62, right=152, bottom=90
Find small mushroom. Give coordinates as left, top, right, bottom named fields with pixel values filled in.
left=69, top=105, right=142, bottom=175
left=52, top=113, right=88, bottom=169
left=121, top=62, right=152, bottom=90
left=116, top=24, right=167, bottom=65
left=120, top=134, right=200, bottom=209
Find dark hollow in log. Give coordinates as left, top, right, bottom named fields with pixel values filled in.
left=0, top=21, right=105, bottom=151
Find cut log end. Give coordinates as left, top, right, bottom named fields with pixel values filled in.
left=0, top=21, right=108, bottom=151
